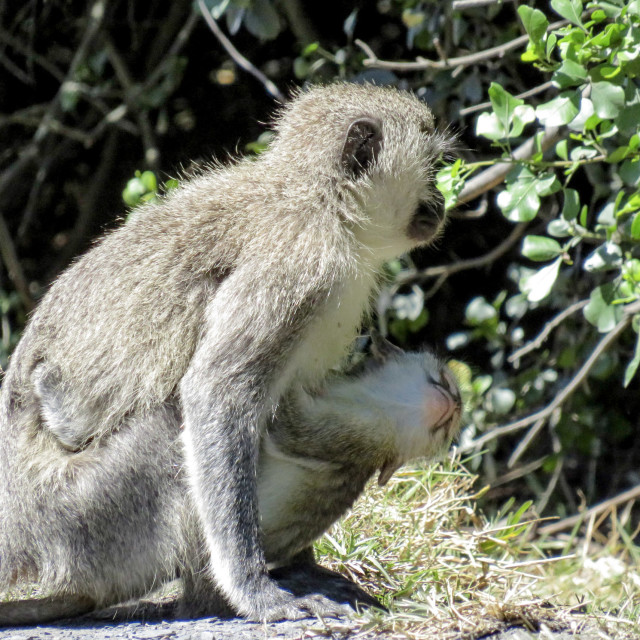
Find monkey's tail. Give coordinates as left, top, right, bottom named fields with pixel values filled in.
left=0, top=594, right=96, bottom=627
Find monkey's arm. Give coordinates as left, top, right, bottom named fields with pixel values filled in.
left=179, top=264, right=342, bottom=622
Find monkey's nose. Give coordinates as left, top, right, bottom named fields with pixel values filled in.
left=408, top=197, right=446, bottom=241
left=423, top=369, right=462, bottom=437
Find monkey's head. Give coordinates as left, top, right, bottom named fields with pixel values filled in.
left=269, top=83, right=454, bottom=260
left=347, top=348, right=462, bottom=486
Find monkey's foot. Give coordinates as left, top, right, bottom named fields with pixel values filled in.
left=271, top=562, right=385, bottom=614
left=0, top=595, right=96, bottom=626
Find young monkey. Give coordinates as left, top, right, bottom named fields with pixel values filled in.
left=0, top=83, right=455, bottom=624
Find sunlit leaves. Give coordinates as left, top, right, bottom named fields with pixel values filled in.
left=590, top=81, right=626, bottom=118
left=497, top=168, right=559, bottom=222
left=522, top=235, right=564, bottom=262
left=519, top=258, right=562, bottom=302
left=536, top=92, right=581, bottom=126
left=476, top=83, right=535, bottom=141
left=550, top=0, right=584, bottom=28
left=584, top=284, right=624, bottom=332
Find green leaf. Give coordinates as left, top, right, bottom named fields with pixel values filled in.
left=536, top=93, right=580, bottom=126
left=437, top=162, right=465, bottom=210
left=518, top=6, right=549, bottom=43
left=497, top=167, right=546, bottom=222
left=535, top=172, right=561, bottom=197
left=488, top=388, right=516, bottom=415
left=620, top=159, right=640, bottom=187
left=562, top=188, right=580, bottom=221
left=550, top=0, right=584, bottom=26
left=465, top=296, right=497, bottom=325
left=522, top=235, right=563, bottom=261
left=584, top=284, right=624, bottom=332
left=556, top=139, right=569, bottom=160
left=511, top=105, right=536, bottom=137
left=624, top=327, right=640, bottom=387
left=548, top=219, right=573, bottom=237
left=302, top=42, right=319, bottom=56
left=476, top=112, right=506, bottom=141
left=631, top=212, right=640, bottom=239
left=140, top=171, right=157, bottom=193
left=583, top=243, right=623, bottom=272
left=486, top=83, right=531, bottom=139
left=122, top=177, right=146, bottom=207
left=591, top=82, right=625, bottom=119
left=520, top=258, right=562, bottom=302
left=553, top=59, right=588, bottom=88
left=244, top=0, right=281, bottom=40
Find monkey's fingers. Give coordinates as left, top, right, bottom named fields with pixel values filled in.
left=272, top=564, right=385, bottom=614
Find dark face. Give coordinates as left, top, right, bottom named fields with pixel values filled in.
left=407, top=191, right=446, bottom=242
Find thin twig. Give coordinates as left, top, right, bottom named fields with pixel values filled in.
left=465, top=301, right=640, bottom=452
left=0, top=26, right=65, bottom=83
left=355, top=19, right=568, bottom=72
left=141, top=9, right=200, bottom=95
left=0, top=212, right=33, bottom=311
left=508, top=417, right=547, bottom=469
left=33, top=1, right=106, bottom=146
left=197, top=0, right=286, bottom=103
left=509, top=300, right=589, bottom=364
left=459, top=81, right=555, bottom=116
left=539, top=483, right=640, bottom=537
left=103, top=37, right=159, bottom=166
left=396, top=222, right=527, bottom=286
left=453, top=0, right=514, bottom=9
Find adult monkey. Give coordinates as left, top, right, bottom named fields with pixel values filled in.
left=0, top=83, right=452, bottom=623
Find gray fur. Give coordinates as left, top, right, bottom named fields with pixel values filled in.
left=0, top=83, right=453, bottom=624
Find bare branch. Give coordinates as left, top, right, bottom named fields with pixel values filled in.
left=395, top=221, right=527, bottom=286
left=453, top=0, right=514, bottom=9
left=509, top=300, right=589, bottom=364
left=459, top=81, right=555, bottom=117
left=355, top=19, right=568, bottom=72
left=142, top=9, right=200, bottom=95
left=0, top=26, right=65, bottom=83
left=103, top=38, right=159, bottom=167
left=197, top=0, right=286, bottom=104
left=538, top=483, right=640, bottom=537
left=276, top=0, right=319, bottom=46
left=0, top=212, right=33, bottom=311
left=464, top=302, right=640, bottom=452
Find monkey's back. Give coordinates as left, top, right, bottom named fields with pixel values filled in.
left=3, top=155, right=352, bottom=443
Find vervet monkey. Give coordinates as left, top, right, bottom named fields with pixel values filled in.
left=0, top=83, right=453, bottom=624
left=1, top=346, right=461, bottom=625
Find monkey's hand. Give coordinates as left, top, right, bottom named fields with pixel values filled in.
left=271, top=562, right=384, bottom=615
left=245, top=579, right=356, bottom=621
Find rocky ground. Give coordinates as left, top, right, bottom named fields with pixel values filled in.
left=0, top=612, right=629, bottom=640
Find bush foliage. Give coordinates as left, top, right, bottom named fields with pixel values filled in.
left=0, top=0, right=639, bottom=521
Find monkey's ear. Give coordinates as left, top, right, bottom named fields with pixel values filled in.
left=341, top=117, right=382, bottom=179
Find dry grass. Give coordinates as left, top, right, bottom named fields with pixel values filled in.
left=316, top=459, right=640, bottom=639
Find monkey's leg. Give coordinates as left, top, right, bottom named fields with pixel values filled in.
left=176, top=509, right=235, bottom=620
left=0, top=404, right=185, bottom=625
left=0, top=595, right=96, bottom=627
left=270, top=548, right=385, bottom=613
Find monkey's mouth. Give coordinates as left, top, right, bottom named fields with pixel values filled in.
left=407, top=198, right=445, bottom=242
